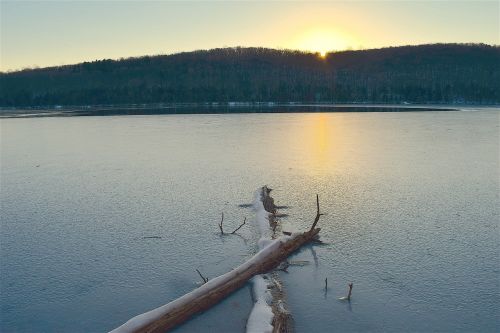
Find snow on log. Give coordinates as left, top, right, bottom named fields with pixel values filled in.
left=247, top=186, right=294, bottom=333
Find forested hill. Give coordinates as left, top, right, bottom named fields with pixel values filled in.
left=1, top=44, right=499, bottom=107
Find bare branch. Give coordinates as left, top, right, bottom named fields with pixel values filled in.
left=219, top=212, right=224, bottom=234
left=230, top=217, right=247, bottom=234
left=196, top=269, right=208, bottom=284
left=310, top=194, right=323, bottom=231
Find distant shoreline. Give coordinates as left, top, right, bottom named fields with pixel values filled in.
left=1, top=104, right=498, bottom=119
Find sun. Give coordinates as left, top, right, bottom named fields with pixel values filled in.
left=291, top=28, right=354, bottom=56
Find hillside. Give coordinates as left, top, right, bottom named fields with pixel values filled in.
left=1, top=44, right=499, bottom=107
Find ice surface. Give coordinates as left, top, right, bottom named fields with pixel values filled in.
left=2, top=110, right=498, bottom=332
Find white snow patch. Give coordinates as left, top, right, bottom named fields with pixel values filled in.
left=246, top=275, right=274, bottom=333
left=246, top=189, right=276, bottom=333
left=253, top=191, right=273, bottom=243
left=258, top=238, right=274, bottom=249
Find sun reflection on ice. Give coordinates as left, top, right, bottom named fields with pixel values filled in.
left=300, top=113, right=340, bottom=174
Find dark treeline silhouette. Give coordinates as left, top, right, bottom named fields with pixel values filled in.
left=1, top=44, right=499, bottom=107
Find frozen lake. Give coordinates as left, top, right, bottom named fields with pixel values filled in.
left=1, top=109, right=499, bottom=332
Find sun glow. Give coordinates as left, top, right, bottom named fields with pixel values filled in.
left=291, top=28, right=355, bottom=56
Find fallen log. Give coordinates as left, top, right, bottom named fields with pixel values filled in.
left=111, top=194, right=322, bottom=333
left=254, top=186, right=294, bottom=333
left=111, top=229, right=320, bottom=333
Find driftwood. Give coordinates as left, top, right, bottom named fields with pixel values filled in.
left=111, top=194, right=323, bottom=333
left=260, top=186, right=294, bottom=332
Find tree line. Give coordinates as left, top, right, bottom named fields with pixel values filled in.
left=1, top=43, right=499, bottom=107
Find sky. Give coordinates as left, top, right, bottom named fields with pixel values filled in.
left=1, top=0, right=498, bottom=71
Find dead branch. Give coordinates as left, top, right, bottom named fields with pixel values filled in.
left=195, top=269, right=208, bottom=284
left=262, top=186, right=277, bottom=213
left=309, top=194, right=324, bottom=231
left=230, top=217, right=247, bottom=234
left=218, top=212, right=224, bottom=234
left=347, top=283, right=353, bottom=301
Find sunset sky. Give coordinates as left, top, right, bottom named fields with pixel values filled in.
left=1, top=0, right=498, bottom=71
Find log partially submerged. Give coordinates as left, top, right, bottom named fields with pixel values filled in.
left=111, top=194, right=322, bottom=333
left=259, top=186, right=294, bottom=333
